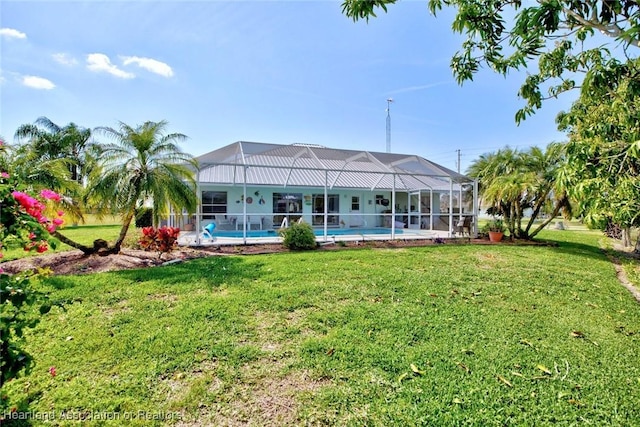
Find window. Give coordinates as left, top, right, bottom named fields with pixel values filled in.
left=273, top=193, right=303, bottom=226
left=202, top=191, right=227, bottom=219
left=351, top=196, right=360, bottom=211
left=312, top=194, right=339, bottom=225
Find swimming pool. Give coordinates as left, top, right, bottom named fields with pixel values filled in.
left=211, top=227, right=406, bottom=238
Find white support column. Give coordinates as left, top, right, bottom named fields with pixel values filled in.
left=459, top=182, right=463, bottom=222
left=449, top=178, right=454, bottom=237
left=429, top=189, right=433, bottom=230
left=324, top=171, right=328, bottom=242
left=473, top=179, right=479, bottom=237
left=195, top=176, right=201, bottom=245
left=391, top=174, right=396, bottom=239
left=243, top=166, right=247, bottom=244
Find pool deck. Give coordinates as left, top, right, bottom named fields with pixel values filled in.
left=178, top=228, right=454, bottom=247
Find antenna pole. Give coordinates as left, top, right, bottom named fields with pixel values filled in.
left=386, top=98, right=393, bottom=153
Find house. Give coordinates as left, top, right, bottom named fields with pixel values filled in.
left=171, top=141, right=477, bottom=243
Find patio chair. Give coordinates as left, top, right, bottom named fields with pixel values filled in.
left=202, top=222, right=216, bottom=242
left=236, top=215, right=263, bottom=230
left=456, top=216, right=472, bottom=236
left=215, top=214, right=233, bottom=230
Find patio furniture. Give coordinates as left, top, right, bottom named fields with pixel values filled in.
left=236, top=216, right=262, bottom=230
left=215, top=214, right=233, bottom=230
left=456, top=216, right=473, bottom=236
left=202, top=222, right=216, bottom=242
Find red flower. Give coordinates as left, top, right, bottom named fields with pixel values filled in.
left=36, top=241, right=49, bottom=253
left=49, top=366, right=57, bottom=377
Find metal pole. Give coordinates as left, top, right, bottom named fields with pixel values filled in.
left=449, top=178, right=454, bottom=237
left=243, top=166, right=247, bottom=244
left=391, top=174, right=396, bottom=239
left=324, top=171, right=328, bottom=242
left=195, top=174, right=201, bottom=245
left=473, top=179, right=479, bottom=237
left=386, top=98, right=393, bottom=153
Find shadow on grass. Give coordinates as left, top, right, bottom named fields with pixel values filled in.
left=46, top=256, right=265, bottom=291
left=537, top=235, right=612, bottom=263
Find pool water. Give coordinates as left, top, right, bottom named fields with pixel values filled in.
left=212, top=227, right=406, bottom=238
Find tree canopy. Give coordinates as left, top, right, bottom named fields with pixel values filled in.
left=12, top=117, right=99, bottom=224
left=342, top=0, right=640, bottom=122
left=557, top=57, right=640, bottom=250
left=467, top=143, right=571, bottom=240
left=87, top=120, right=198, bottom=254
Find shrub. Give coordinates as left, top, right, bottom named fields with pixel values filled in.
left=482, top=218, right=506, bottom=233
left=139, top=226, right=180, bottom=258
left=135, top=207, right=153, bottom=228
left=122, top=230, right=143, bottom=250
left=279, top=222, right=317, bottom=250
left=0, top=150, right=66, bottom=401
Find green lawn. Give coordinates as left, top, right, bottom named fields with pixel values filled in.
left=1, top=214, right=122, bottom=261
left=2, top=229, right=640, bottom=426
left=1, top=225, right=123, bottom=261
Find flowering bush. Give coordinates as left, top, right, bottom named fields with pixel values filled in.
left=0, top=138, right=65, bottom=401
left=139, top=226, right=181, bottom=258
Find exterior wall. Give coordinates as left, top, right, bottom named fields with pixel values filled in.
left=200, top=185, right=397, bottom=229
left=194, top=184, right=473, bottom=234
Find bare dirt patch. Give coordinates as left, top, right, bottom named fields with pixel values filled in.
left=0, top=248, right=215, bottom=276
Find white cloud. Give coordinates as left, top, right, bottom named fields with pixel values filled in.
left=22, top=75, right=55, bottom=90
left=121, top=56, right=174, bottom=78
left=86, top=53, right=134, bottom=79
left=52, top=53, right=78, bottom=66
left=0, top=28, right=27, bottom=39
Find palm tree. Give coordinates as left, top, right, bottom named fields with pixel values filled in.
left=467, top=144, right=570, bottom=239
left=86, top=120, right=198, bottom=254
left=13, top=117, right=98, bottom=223
left=14, top=117, right=98, bottom=186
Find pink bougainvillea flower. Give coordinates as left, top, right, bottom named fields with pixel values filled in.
left=40, top=189, right=61, bottom=201
left=46, top=224, right=57, bottom=233
left=57, top=210, right=65, bottom=217
left=49, top=366, right=57, bottom=377
left=53, top=218, right=64, bottom=226
left=0, top=172, right=9, bottom=178
left=12, top=191, right=47, bottom=221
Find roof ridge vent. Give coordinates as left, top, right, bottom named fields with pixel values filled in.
left=290, top=143, right=326, bottom=148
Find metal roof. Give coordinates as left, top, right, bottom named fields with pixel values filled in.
left=195, top=141, right=474, bottom=191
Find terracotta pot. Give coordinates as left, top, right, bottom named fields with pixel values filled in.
left=488, top=231, right=503, bottom=242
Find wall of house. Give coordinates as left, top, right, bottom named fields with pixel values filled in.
left=201, top=185, right=401, bottom=229
left=197, top=185, right=476, bottom=232
left=195, top=185, right=474, bottom=233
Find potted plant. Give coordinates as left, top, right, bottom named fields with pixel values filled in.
left=483, top=218, right=505, bottom=242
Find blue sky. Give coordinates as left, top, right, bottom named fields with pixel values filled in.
left=0, top=0, right=573, bottom=173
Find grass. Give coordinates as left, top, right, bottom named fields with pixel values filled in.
left=1, top=214, right=121, bottom=261
left=2, top=228, right=640, bottom=426
left=1, top=225, right=124, bottom=261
